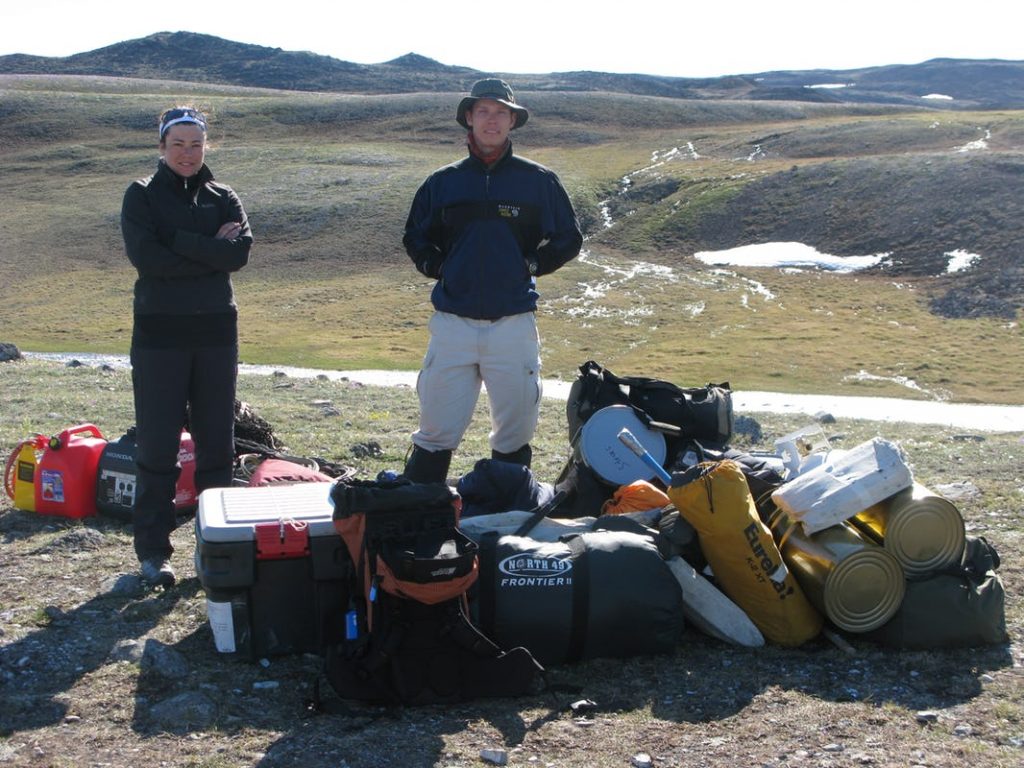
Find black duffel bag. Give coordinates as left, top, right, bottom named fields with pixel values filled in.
left=474, top=529, right=685, bottom=666
left=566, top=360, right=733, bottom=447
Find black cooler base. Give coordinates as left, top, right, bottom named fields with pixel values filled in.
left=195, top=483, right=351, bottom=660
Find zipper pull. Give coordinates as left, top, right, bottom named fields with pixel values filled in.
left=368, top=573, right=382, bottom=603
left=345, top=598, right=359, bottom=640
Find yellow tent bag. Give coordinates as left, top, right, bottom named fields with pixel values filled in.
left=667, top=460, right=822, bottom=646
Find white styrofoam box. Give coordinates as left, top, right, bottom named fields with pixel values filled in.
left=770, top=438, right=913, bottom=534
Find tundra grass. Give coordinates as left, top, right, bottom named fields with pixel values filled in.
left=2, top=81, right=1022, bottom=403
left=7, top=254, right=1023, bottom=403
left=1, top=356, right=1021, bottom=497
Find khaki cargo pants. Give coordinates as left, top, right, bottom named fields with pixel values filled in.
left=412, top=311, right=542, bottom=454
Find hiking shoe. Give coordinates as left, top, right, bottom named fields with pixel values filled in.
left=140, top=558, right=176, bottom=587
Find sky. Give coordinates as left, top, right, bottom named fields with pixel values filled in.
left=2, top=0, right=1020, bottom=79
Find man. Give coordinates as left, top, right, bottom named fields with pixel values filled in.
left=402, top=78, right=583, bottom=483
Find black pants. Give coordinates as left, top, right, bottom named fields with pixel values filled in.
left=131, top=343, right=237, bottom=561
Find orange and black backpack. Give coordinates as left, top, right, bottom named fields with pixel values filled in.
left=324, top=477, right=543, bottom=705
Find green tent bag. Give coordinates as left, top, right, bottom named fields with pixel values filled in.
left=865, top=536, right=1008, bottom=649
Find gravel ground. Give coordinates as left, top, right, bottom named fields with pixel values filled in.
left=1, top=361, right=1022, bottom=768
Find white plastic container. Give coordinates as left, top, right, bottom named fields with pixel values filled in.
left=774, top=424, right=831, bottom=478
left=770, top=437, right=913, bottom=534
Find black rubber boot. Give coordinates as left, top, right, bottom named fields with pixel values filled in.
left=491, top=443, right=532, bottom=468
left=402, top=445, right=453, bottom=484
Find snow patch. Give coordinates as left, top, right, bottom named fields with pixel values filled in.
left=553, top=250, right=674, bottom=321
left=955, top=129, right=990, bottom=153
left=922, top=93, right=954, bottom=101
left=741, top=277, right=775, bottom=301
left=576, top=250, right=676, bottom=282
left=695, top=242, right=885, bottom=273
left=843, top=370, right=950, bottom=401
left=945, top=249, right=980, bottom=273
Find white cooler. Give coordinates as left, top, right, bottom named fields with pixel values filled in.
left=194, top=482, right=351, bottom=659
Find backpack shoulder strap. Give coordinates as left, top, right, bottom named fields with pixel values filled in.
left=476, top=532, right=500, bottom=640
left=563, top=534, right=591, bottom=663
left=513, top=489, right=568, bottom=537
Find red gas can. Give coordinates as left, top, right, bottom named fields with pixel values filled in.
left=175, top=431, right=198, bottom=511
left=35, top=424, right=108, bottom=519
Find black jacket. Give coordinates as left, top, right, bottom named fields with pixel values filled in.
left=122, top=160, right=252, bottom=317
left=403, top=144, right=581, bottom=320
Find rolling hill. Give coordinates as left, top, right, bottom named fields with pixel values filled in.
left=2, top=31, right=1023, bottom=109
left=0, top=34, right=1021, bottom=402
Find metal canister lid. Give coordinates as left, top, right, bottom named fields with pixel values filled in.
left=578, top=405, right=666, bottom=485
left=823, top=547, right=906, bottom=633
left=883, top=493, right=965, bottom=577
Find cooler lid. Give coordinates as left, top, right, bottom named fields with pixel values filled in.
left=197, top=482, right=337, bottom=542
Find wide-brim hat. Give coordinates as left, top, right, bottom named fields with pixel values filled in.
left=456, top=78, right=529, bottom=130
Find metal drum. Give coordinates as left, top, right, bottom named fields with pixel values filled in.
left=850, top=482, right=965, bottom=578
left=769, top=508, right=906, bottom=633
left=577, top=405, right=667, bottom=486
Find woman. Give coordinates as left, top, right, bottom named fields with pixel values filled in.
left=121, top=105, right=253, bottom=586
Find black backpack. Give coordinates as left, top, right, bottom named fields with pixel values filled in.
left=566, top=360, right=734, bottom=448
left=323, top=478, right=544, bottom=705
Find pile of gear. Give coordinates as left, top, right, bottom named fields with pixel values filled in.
left=485, top=361, right=1006, bottom=641
left=304, top=360, right=1008, bottom=705
left=6, top=362, right=1009, bottom=708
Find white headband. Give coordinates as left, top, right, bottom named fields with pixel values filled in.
left=159, top=114, right=207, bottom=139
